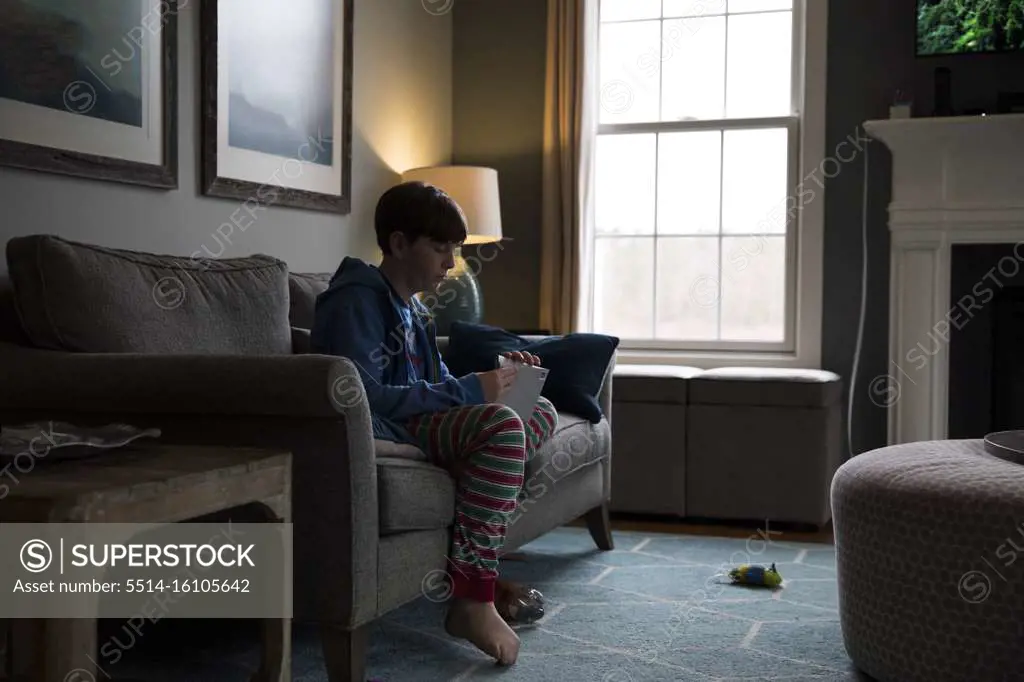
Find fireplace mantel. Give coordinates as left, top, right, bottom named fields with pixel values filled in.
left=864, top=113, right=1024, bottom=445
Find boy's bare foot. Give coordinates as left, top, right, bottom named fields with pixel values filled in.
left=444, top=598, right=521, bottom=665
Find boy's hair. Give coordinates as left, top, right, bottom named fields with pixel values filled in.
left=375, top=181, right=467, bottom=254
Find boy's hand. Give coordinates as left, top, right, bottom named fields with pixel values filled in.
left=477, top=366, right=518, bottom=402
left=502, top=351, right=542, bottom=367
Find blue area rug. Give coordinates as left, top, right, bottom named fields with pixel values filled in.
left=106, top=526, right=871, bottom=681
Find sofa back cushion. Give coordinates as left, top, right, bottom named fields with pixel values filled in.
left=6, top=235, right=292, bottom=355
left=288, top=272, right=332, bottom=329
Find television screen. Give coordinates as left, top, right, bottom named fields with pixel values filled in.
left=917, top=0, right=1024, bottom=55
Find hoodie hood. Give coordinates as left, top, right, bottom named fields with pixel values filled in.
left=327, top=256, right=391, bottom=293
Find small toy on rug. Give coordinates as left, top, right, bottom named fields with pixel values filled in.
left=727, top=562, right=784, bottom=588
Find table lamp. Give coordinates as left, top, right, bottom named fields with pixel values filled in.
left=400, top=165, right=503, bottom=334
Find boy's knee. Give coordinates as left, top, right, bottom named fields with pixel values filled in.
left=486, top=404, right=526, bottom=433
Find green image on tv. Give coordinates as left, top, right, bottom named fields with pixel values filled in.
left=917, top=0, right=1024, bottom=54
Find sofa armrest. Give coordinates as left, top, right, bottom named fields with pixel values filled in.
left=0, top=341, right=362, bottom=418
left=0, top=341, right=380, bottom=627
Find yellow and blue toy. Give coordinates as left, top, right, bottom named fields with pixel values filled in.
left=728, top=562, right=784, bottom=588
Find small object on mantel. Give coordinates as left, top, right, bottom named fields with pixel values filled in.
left=0, top=421, right=161, bottom=464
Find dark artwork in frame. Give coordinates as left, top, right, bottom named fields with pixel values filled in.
left=201, top=0, right=354, bottom=214
left=0, top=0, right=179, bottom=188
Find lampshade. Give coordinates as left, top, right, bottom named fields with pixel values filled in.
left=400, top=165, right=503, bottom=244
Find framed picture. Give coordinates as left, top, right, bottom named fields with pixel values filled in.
left=0, top=0, right=179, bottom=188
left=201, top=0, right=354, bottom=214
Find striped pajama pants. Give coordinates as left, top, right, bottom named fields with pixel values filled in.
left=406, top=397, right=558, bottom=603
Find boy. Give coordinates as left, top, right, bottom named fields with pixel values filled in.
left=310, top=181, right=558, bottom=665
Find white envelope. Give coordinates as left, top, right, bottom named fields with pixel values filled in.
left=497, top=355, right=549, bottom=421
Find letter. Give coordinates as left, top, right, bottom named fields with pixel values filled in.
left=906, top=346, right=928, bottom=371
left=306, top=129, right=330, bottom=161
left=820, top=156, right=842, bottom=179
left=257, top=183, right=279, bottom=205
left=145, top=544, right=161, bottom=566
left=834, top=140, right=857, bottom=163
left=805, top=168, right=826, bottom=190
left=797, top=182, right=816, bottom=207
left=464, top=255, right=484, bottom=278
left=1014, top=240, right=1024, bottom=263
left=201, top=234, right=226, bottom=259
left=785, top=194, right=800, bottom=221
left=439, top=286, right=459, bottom=306
left=126, top=25, right=147, bottom=47
left=996, top=542, right=1016, bottom=567
left=110, top=627, right=136, bottom=653
left=958, top=293, right=982, bottom=320
left=846, top=128, right=871, bottom=154
left=141, top=9, right=161, bottom=35
left=242, top=197, right=264, bottom=221
left=128, top=544, right=143, bottom=566
left=126, top=615, right=146, bottom=636
left=525, top=475, right=547, bottom=499
left=216, top=221, right=236, bottom=245
left=110, top=545, right=127, bottom=565
left=947, top=307, right=968, bottom=331
left=998, top=255, right=1020, bottom=279
left=982, top=268, right=1003, bottom=291
left=71, top=545, right=88, bottom=567
left=973, top=280, right=994, bottom=305
left=100, top=54, right=123, bottom=77
left=111, top=43, right=137, bottom=65
left=100, top=640, right=123, bottom=666
left=637, top=51, right=658, bottom=78
left=933, top=319, right=950, bottom=344
left=13, top=451, right=34, bottom=474
left=478, top=242, right=502, bottom=262
left=282, top=158, right=303, bottom=179
left=237, top=544, right=254, bottom=567
left=142, top=600, right=163, bottom=624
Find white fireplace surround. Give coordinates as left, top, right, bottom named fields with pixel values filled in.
left=864, top=113, right=1024, bottom=445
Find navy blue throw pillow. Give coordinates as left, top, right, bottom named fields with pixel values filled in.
left=442, top=322, right=619, bottom=423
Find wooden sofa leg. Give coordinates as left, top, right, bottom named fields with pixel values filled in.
left=584, top=503, right=614, bottom=550
left=321, top=622, right=369, bottom=682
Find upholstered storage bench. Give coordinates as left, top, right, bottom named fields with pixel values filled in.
left=685, top=368, right=843, bottom=528
left=609, top=364, right=703, bottom=516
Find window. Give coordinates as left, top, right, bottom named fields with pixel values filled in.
left=587, top=0, right=822, bottom=362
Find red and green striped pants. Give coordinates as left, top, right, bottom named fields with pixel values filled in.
left=406, top=397, right=558, bottom=603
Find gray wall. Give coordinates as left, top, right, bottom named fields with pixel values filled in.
left=0, top=0, right=452, bottom=276
left=452, top=0, right=548, bottom=332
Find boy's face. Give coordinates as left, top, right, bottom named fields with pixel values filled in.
left=390, top=232, right=459, bottom=293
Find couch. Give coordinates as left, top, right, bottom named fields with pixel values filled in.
left=0, top=235, right=616, bottom=681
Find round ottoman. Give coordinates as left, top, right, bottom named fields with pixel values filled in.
left=832, top=439, right=1024, bottom=682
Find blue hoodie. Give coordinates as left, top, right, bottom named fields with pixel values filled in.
left=310, top=256, right=486, bottom=445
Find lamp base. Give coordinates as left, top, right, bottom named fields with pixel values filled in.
left=428, top=258, right=484, bottom=336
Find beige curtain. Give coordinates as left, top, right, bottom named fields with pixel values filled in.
left=539, top=0, right=598, bottom=335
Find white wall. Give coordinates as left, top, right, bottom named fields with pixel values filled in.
left=0, top=0, right=452, bottom=274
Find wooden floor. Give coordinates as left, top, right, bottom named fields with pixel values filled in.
left=568, top=512, right=835, bottom=545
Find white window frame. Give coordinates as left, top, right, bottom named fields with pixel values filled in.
left=585, top=0, right=826, bottom=370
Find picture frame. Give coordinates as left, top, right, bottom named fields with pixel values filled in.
left=200, top=0, right=354, bottom=214
left=0, top=0, right=179, bottom=189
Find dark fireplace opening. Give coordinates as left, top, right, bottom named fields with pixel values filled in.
left=948, top=244, right=1024, bottom=439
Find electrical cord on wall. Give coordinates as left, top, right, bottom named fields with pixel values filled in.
left=847, top=139, right=871, bottom=459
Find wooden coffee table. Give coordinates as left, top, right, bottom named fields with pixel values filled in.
left=0, top=444, right=292, bottom=682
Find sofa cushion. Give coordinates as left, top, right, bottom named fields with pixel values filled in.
left=377, top=457, right=454, bottom=534
left=612, top=364, right=704, bottom=404
left=288, top=272, right=331, bottom=329
left=6, top=235, right=291, bottom=355
left=689, top=367, right=843, bottom=407
left=524, top=413, right=611, bottom=487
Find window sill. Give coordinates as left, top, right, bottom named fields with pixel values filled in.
left=614, top=348, right=822, bottom=371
